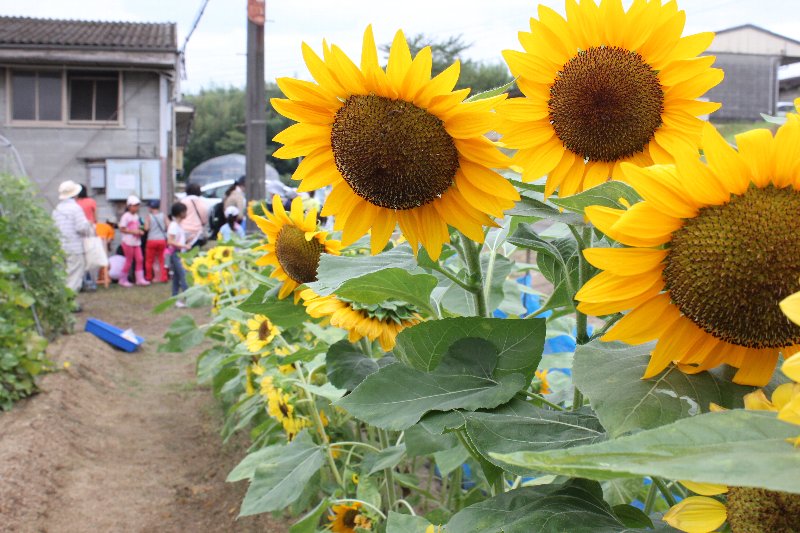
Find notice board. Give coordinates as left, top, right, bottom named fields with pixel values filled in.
left=105, top=159, right=161, bottom=200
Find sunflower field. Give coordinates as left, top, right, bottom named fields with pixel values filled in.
left=160, top=1, right=800, bottom=531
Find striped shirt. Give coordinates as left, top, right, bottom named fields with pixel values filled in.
left=52, top=199, right=92, bottom=254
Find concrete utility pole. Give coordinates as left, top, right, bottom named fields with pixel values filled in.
left=245, top=0, right=266, bottom=207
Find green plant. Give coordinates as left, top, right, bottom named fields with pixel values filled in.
left=0, top=174, right=72, bottom=408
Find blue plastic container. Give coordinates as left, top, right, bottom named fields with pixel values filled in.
left=85, top=317, right=144, bottom=352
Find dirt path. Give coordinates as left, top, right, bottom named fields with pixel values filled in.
left=0, top=284, right=288, bottom=533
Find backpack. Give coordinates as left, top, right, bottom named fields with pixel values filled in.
left=209, top=202, right=226, bottom=240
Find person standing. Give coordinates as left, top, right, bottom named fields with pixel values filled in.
left=143, top=200, right=168, bottom=282
left=52, top=180, right=93, bottom=295
left=167, top=202, right=190, bottom=307
left=75, top=184, right=98, bottom=291
left=180, top=183, right=209, bottom=249
left=118, top=196, right=150, bottom=287
left=223, top=175, right=246, bottom=213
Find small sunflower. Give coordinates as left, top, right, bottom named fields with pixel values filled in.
left=664, top=481, right=800, bottom=531
left=207, top=245, right=234, bottom=264
left=245, top=314, right=278, bottom=353
left=252, top=195, right=342, bottom=299
left=577, top=119, right=800, bottom=386
left=229, top=321, right=246, bottom=341
left=260, top=376, right=309, bottom=440
left=329, top=502, right=372, bottom=533
left=187, top=256, right=219, bottom=286
left=300, top=289, right=420, bottom=351
left=534, top=369, right=552, bottom=395
left=271, top=26, right=519, bottom=260
left=498, top=0, right=722, bottom=197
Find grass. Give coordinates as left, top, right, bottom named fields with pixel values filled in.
left=711, top=120, right=777, bottom=144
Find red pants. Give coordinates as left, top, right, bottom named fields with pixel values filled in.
left=145, top=239, right=168, bottom=282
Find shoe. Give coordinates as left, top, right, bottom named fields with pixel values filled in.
left=119, top=278, right=133, bottom=287
left=175, top=300, right=187, bottom=308
left=135, top=271, right=151, bottom=286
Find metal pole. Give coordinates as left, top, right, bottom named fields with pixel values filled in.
left=245, top=0, right=267, bottom=213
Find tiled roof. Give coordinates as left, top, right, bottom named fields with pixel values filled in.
left=0, top=16, right=176, bottom=51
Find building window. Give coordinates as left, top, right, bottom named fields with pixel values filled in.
left=68, top=71, right=120, bottom=122
left=10, top=70, right=62, bottom=121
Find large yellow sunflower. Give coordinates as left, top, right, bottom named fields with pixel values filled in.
left=270, top=26, right=519, bottom=260
left=576, top=118, right=800, bottom=386
left=251, top=195, right=342, bottom=299
left=497, top=0, right=722, bottom=197
left=299, top=289, right=419, bottom=351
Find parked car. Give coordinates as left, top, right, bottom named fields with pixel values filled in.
left=176, top=178, right=298, bottom=209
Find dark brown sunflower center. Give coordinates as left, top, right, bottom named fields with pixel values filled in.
left=330, top=94, right=459, bottom=210
left=258, top=320, right=272, bottom=341
left=275, top=224, right=324, bottom=285
left=663, top=185, right=800, bottom=348
left=727, top=487, right=800, bottom=533
left=549, top=46, right=664, bottom=162
left=278, top=401, right=290, bottom=418
left=343, top=509, right=359, bottom=527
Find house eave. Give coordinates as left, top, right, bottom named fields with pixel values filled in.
left=0, top=47, right=178, bottom=70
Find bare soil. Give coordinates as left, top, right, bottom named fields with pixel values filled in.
left=0, top=284, right=288, bottom=533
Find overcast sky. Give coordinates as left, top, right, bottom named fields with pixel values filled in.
left=1, top=0, right=797, bottom=94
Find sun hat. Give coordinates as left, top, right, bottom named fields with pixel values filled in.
left=58, top=180, right=82, bottom=200
left=224, top=205, right=240, bottom=218
left=127, top=195, right=141, bottom=206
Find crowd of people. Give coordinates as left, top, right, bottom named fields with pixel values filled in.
left=51, top=176, right=250, bottom=309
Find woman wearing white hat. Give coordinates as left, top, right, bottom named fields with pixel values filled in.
left=52, top=180, right=93, bottom=295
left=218, top=205, right=245, bottom=241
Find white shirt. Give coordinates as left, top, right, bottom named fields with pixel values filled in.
left=168, top=220, right=186, bottom=249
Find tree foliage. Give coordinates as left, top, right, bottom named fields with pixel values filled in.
left=182, top=84, right=298, bottom=178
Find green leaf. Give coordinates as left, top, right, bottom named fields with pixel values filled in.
left=433, top=445, right=470, bottom=476
left=446, top=479, right=630, bottom=532
left=364, top=444, right=407, bottom=476
left=573, top=341, right=755, bottom=437
left=158, top=315, right=205, bottom=353
left=495, top=410, right=800, bottom=494
left=337, top=338, right=527, bottom=430
left=332, top=268, right=438, bottom=316
left=463, top=399, right=606, bottom=474
left=612, top=504, right=653, bottom=529
left=386, top=511, right=434, bottom=533
left=238, top=284, right=309, bottom=328
left=393, top=317, right=545, bottom=381
left=507, top=196, right=585, bottom=225
left=289, top=497, right=329, bottom=533
left=356, top=474, right=382, bottom=510
left=549, top=182, right=641, bottom=214
left=294, top=381, right=346, bottom=401
left=239, top=431, right=326, bottom=516
left=326, top=340, right=395, bottom=390
left=404, top=424, right=459, bottom=456
left=482, top=252, right=512, bottom=313
left=308, top=245, right=420, bottom=295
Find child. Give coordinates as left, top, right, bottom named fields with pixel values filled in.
left=218, top=205, right=245, bottom=241
left=143, top=199, right=168, bottom=282
left=168, top=202, right=190, bottom=307
left=118, top=196, right=149, bottom=287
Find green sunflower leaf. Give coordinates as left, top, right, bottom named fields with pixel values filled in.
left=573, top=340, right=755, bottom=437
left=289, top=497, right=329, bottom=533
left=549, top=181, right=641, bottom=213
left=308, top=244, right=421, bottom=294
left=158, top=314, right=205, bottom=353
left=238, top=430, right=325, bottom=516
left=238, top=284, right=309, bottom=328
left=337, top=338, right=527, bottom=430
left=445, top=479, right=635, bottom=532
left=392, top=317, right=545, bottom=381
left=462, top=399, right=606, bottom=475
left=495, top=410, right=800, bottom=494
left=386, top=511, right=435, bottom=533
left=326, top=340, right=396, bottom=391
left=332, top=268, right=438, bottom=317
left=508, top=195, right=586, bottom=225
left=464, top=79, right=517, bottom=102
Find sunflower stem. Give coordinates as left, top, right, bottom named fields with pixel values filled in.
left=519, top=390, right=565, bottom=411
left=378, top=429, right=398, bottom=512
left=428, top=262, right=473, bottom=292
left=459, top=232, right=488, bottom=317
left=296, top=363, right=345, bottom=489
left=653, top=477, right=678, bottom=507
left=588, top=313, right=623, bottom=342
left=643, top=481, right=659, bottom=515
left=572, top=226, right=592, bottom=411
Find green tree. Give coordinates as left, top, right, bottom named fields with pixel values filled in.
left=182, top=84, right=297, bottom=179
left=380, top=34, right=514, bottom=95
